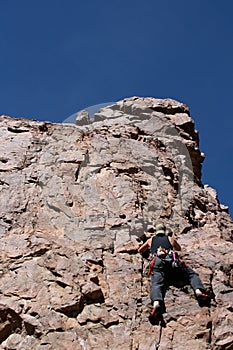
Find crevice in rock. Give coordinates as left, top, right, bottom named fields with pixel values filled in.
left=170, top=329, right=175, bottom=347
left=55, top=298, right=84, bottom=318
left=1, top=217, right=12, bottom=225
left=208, top=270, right=216, bottom=304
left=193, top=196, right=208, bottom=213
left=46, top=203, right=62, bottom=213
left=24, top=321, right=37, bottom=337
left=74, top=164, right=80, bottom=182
left=0, top=306, right=22, bottom=343
left=38, top=124, right=49, bottom=133
left=85, top=258, right=104, bottom=268
left=110, top=223, right=122, bottom=229
left=7, top=126, right=30, bottom=133
left=25, top=247, right=49, bottom=258
left=0, top=158, right=8, bottom=164
left=117, top=166, right=139, bottom=175
left=84, top=289, right=105, bottom=306
left=207, top=320, right=213, bottom=345
left=150, top=105, right=189, bottom=115
left=74, top=151, right=89, bottom=182
left=46, top=267, right=62, bottom=278
left=0, top=179, right=9, bottom=186
left=26, top=176, right=39, bottom=184
left=119, top=214, right=126, bottom=219
left=56, top=280, right=70, bottom=288
left=66, top=201, right=74, bottom=207
left=160, top=163, right=179, bottom=193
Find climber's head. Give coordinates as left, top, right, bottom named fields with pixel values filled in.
left=155, top=223, right=165, bottom=235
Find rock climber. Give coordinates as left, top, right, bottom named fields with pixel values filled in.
left=138, top=223, right=210, bottom=325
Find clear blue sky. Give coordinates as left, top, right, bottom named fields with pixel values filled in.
left=0, top=0, right=232, bottom=217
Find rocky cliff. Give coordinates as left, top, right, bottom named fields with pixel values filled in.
left=0, top=97, right=232, bottom=350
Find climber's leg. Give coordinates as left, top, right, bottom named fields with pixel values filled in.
left=185, top=266, right=205, bottom=291
left=150, top=270, right=166, bottom=305
left=184, top=265, right=210, bottom=305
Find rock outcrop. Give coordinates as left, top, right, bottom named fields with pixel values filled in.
left=0, top=97, right=232, bottom=349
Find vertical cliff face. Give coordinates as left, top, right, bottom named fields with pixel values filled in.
left=0, top=97, right=232, bottom=350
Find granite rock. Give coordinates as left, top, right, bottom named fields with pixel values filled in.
left=0, top=97, right=232, bottom=349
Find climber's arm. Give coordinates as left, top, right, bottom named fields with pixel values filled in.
left=168, top=236, right=181, bottom=251
left=138, top=237, right=152, bottom=254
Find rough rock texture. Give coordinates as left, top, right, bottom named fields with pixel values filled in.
left=0, top=96, right=232, bottom=350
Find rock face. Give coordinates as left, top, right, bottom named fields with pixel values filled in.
left=0, top=97, right=232, bottom=350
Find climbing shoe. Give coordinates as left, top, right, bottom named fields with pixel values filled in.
left=149, top=305, right=162, bottom=326
left=195, top=291, right=211, bottom=307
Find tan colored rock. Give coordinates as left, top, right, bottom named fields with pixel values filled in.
left=0, top=98, right=232, bottom=349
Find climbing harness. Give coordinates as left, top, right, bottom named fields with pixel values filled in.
left=149, top=254, right=156, bottom=275
left=149, top=248, right=183, bottom=274
left=171, top=250, right=179, bottom=268
left=154, top=318, right=164, bottom=349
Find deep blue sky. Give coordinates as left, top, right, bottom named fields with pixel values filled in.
left=0, top=1, right=232, bottom=217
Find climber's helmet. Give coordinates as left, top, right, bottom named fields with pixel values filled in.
left=155, top=223, right=165, bottom=235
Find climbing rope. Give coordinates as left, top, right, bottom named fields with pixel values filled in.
left=154, top=318, right=164, bottom=349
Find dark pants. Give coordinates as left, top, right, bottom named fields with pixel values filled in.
left=150, top=257, right=205, bottom=305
